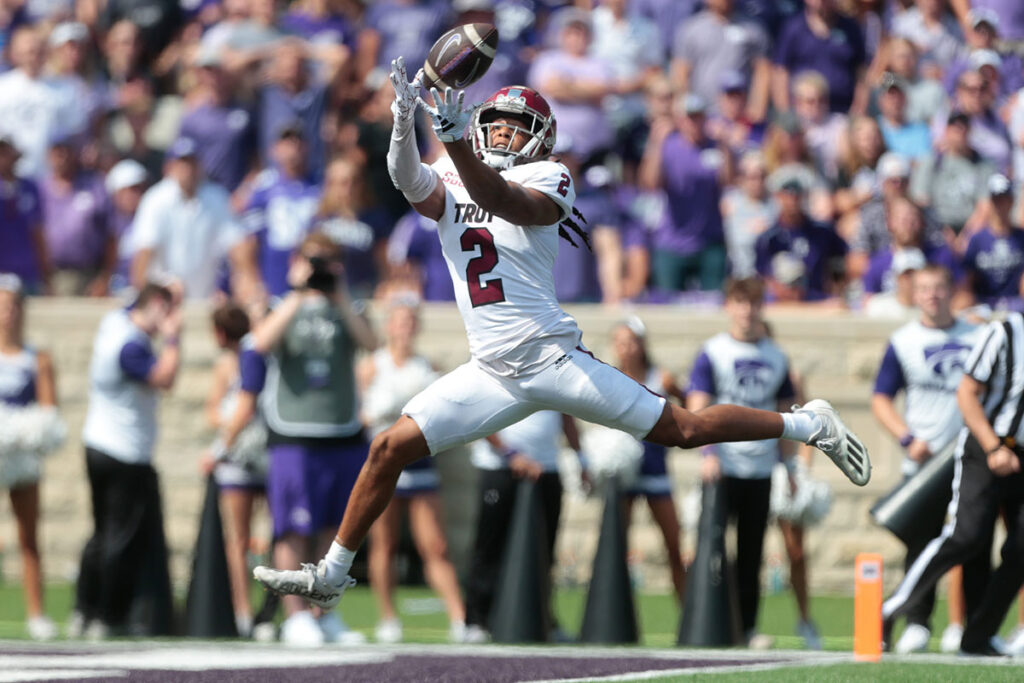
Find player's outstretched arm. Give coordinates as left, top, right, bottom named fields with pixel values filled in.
left=386, top=57, right=445, bottom=220
left=421, top=87, right=562, bottom=227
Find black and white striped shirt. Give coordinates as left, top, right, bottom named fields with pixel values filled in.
left=966, top=312, right=1024, bottom=442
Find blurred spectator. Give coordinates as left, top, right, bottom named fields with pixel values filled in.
left=0, top=26, right=76, bottom=178
left=313, top=156, right=387, bottom=299
left=962, top=174, right=1024, bottom=311
left=879, top=37, right=948, bottom=124
left=47, top=22, right=107, bottom=140
left=614, top=186, right=656, bottom=302
left=772, top=0, right=867, bottom=114
left=280, top=0, right=356, bottom=47
left=964, top=0, right=1024, bottom=41
left=762, top=113, right=833, bottom=221
left=590, top=0, right=663, bottom=132
left=528, top=9, right=616, bottom=162
left=706, top=70, right=766, bottom=159
left=862, top=197, right=959, bottom=296
left=39, top=137, right=109, bottom=296
left=0, top=136, right=51, bottom=294
left=862, top=251, right=921, bottom=319
left=633, top=0, right=700, bottom=62
left=76, top=283, right=181, bottom=638
left=386, top=209, right=455, bottom=302
left=243, top=122, right=321, bottom=298
left=911, top=111, right=995, bottom=235
left=130, top=137, right=254, bottom=300
left=792, top=71, right=847, bottom=183
left=203, top=0, right=281, bottom=58
left=931, top=69, right=1011, bottom=173
left=99, top=0, right=183, bottom=63
left=177, top=47, right=257, bottom=193
left=104, top=159, right=149, bottom=295
left=1011, top=82, right=1024, bottom=183
left=0, top=277, right=59, bottom=640
left=722, top=151, right=777, bottom=279
left=944, top=10, right=1023, bottom=99
left=876, top=73, right=932, bottom=161
left=834, top=116, right=886, bottom=219
left=755, top=178, right=847, bottom=302
left=671, top=0, right=771, bottom=121
left=102, top=19, right=145, bottom=86
left=355, top=0, right=450, bottom=82
left=892, top=0, right=963, bottom=70
left=639, top=93, right=728, bottom=293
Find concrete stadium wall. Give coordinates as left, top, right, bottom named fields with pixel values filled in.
left=0, top=299, right=924, bottom=596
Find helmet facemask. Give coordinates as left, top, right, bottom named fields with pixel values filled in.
left=471, top=101, right=553, bottom=170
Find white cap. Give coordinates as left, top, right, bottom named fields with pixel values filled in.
left=969, top=8, right=1000, bottom=31
left=892, top=248, right=927, bottom=275
left=49, top=22, right=89, bottom=47
left=878, top=152, right=910, bottom=180
left=988, top=172, right=1013, bottom=197
left=105, top=159, right=148, bottom=194
left=969, top=49, right=1001, bottom=71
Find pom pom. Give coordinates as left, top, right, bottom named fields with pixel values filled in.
left=770, top=461, right=833, bottom=526
left=0, top=404, right=67, bottom=458
left=580, top=424, right=644, bottom=490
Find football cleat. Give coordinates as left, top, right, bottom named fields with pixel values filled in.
left=253, top=560, right=355, bottom=611
left=794, top=399, right=871, bottom=486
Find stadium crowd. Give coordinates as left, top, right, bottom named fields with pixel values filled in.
left=0, top=0, right=1022, bottom=311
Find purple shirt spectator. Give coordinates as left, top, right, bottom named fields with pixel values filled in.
left=973, top=0, right=1024, bottom=41
left=387, top=210, right=454, bottom=302
left=0, top=178, right=43, bottom=287
left=963, top=226, right=1024, bottom=305
left=40, top=173, right=108, bottom=270
left=363, top=0, right=450, bottom=72
left=862, top=244, right=960, bottom=294
left=654, top=132, right=724, bottom=255
left=313, top=209, right=388, bottom=298
left=755, top=217, right=847, bottom=300
left=633, top=0, right=700, bottom=61
left=280, top=9, right=354, bottom=47
left=243, top=169, right=321, bottom=297
left=178, top=103, right=256, bottom=192
left=258, top=83, right=328, bottom=181
left=774, top=11, right=866, bottom=113
left=554, top=186, right=615, bottom=302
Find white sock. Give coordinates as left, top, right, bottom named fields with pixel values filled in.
left=323, top=541, right=356, bottom=585
left=781, top=412, right=821, bottom=443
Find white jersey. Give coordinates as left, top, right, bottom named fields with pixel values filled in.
left=363, top=348, right=438, bottom=437
left=875, top=319, right=983, bottom=474
left=430, top=155, right=581, bottom=377
left=471, top=409, right=563, bottom=472
left=690, top=333, right=793, bottom=479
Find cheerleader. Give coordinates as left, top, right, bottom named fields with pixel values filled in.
left=358, top=299, right=467, bottom=643
left=610, top=317, right=688, bottom=602
left=0, top=275, right=60, bottom=640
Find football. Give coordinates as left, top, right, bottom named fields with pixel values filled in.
left=422, top=23, right=499, bottom=91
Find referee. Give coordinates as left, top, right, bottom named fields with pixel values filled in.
left=882, top=311, right=1024, bottom=656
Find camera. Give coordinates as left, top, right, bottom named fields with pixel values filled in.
left=306, top=256, right=337, bottom=293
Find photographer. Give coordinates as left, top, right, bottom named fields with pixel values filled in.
left=250, top=232, right=376, bottom=646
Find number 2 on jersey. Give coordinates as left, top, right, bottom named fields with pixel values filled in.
left=461, top=228, right=505, bottom=307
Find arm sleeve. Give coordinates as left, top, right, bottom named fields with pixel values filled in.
left=239, top=347, right=267, bottom=394
left=873, top=343, right=907, bottom=397
left=687, top=350, right=716, bottom=395
left=966, top=322, right=1006, bottom=384
left=119, top=340, right=157, bottom=382
left=386, top=120, right=438, bottom=204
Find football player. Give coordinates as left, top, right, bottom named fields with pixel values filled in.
left=253, top=57, right=871, bottom=610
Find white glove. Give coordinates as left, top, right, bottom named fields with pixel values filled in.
left=419, top=87, right=472, bottom=143
left=389, top=56, right=423, bottom=124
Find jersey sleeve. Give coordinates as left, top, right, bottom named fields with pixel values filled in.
left=119, top=340, right=156, bottom=382
left=239, top=346, right=267, bottom=394
left=687, top=350, right=716, bottom=395
left=966, top=322, right=1006, bottom=385
left=509, top=160, right=575, bottom=223
left=873, top=343, right=907, bottom=397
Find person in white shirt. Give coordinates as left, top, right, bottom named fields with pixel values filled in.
left=130, top=137, right=257, bottom=300
left=0, top=26, right=76, bottom=178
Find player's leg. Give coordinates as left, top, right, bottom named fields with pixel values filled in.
left=368, top=496, right=403, bottom=628
left=408, top=493, right=467, bottom=634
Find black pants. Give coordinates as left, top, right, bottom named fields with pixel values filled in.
left=75, top=448, right=166, bottom=628
left=721, top=476, right=772, bottom=635
left=464, top=468, right=562, bottom=628
left=883, top=434, right=1021, bottom=651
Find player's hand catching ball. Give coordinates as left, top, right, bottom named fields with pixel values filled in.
left=419, top=87, right=471, bottom=143
left=389, top=56, right=423, bottom=123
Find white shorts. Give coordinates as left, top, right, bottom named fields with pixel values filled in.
left=402, top=346, right=667, bottom=455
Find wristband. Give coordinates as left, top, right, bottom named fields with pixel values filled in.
left=899, top=433, right=914, bottom=449
left=986, top=441, right=1006, bottom=455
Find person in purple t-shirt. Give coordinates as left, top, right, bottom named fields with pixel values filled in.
left=755, top=178, right=848, bottom=302
left=280, top=0, right=354, bottom=47
left=178, top=49, right=257, bottom=193
left=862, top=197, right=960, bottom=296
left=39, top=137, right=109, bottom=296
left=243, top=122, right=322, bottom=298
left=357, top=0, right=450, bottom=79
left=639, top=93, right=729, bottom=293
left=962, top=174, right=1024, bottom=310
left=0, top=136, right=51, bottom=294
left=772, top=0, right=867, bottom=114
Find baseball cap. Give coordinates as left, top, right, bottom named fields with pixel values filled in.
left=194, top=44, right=223, bottom=68
left=49, top=22, right=88, bottom=48
left=969, top=49, right=1001, bottom=71
left=969, top=8, right=1000, bottom=32
left=167, top=136, right=199, bottom=160
left=276, top=119, right=305, bottom=140
left=892, top=248, right=927, bottom=275
left=947, top=110, right=970, bottom=127
left=772, top=110, right=802, bottom=135
left=681, top=93, right=707, bottom=115
left=880, top=71, right=907, bottom=93
left=622, top=315, right=647, bottom=339
left=988, top=173, right=1013, bottom=197
left=720, top=70, right=746, bottom=93
left=106, top=159, right=148, bottom=194
left=877, top=152, right=910, bottom=180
